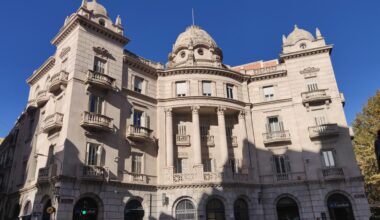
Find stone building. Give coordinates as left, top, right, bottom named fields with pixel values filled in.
left=0, top=0, right=371, bottom=220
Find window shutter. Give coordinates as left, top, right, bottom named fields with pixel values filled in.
left=203, top=81, right=212, bottom=95
left=176, top=82, right=187, bottom=96
left=212, top=159, right=216, bottom=172
left=141, top=112, right=146, bottom=128
left=85, top=143, right=90, bottom=165
left=131, top=75, right=135, bottom=91
left=146, top=115, right=150, bottom=129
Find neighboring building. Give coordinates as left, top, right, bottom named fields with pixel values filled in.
left=0, top=0, right=371, bottom=220
left=0, top=138, right=3, bottom=144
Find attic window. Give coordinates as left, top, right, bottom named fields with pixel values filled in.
left=198, top=49, right=204, bottom=56
left=300, top=43, right=307, bottom=49
left=180, top=51, right=186, bottom=58
left=99, top=19, right=105, bottom=27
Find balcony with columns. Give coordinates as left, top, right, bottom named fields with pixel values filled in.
left=164, top=105, right=251, bottom=185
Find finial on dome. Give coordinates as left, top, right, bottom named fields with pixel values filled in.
left=294, top=24, right=299, bottom=30
left=316, top=27, right=322, bottom=39
left=116, top=15, right=122, bottom=26
left=64, top=16, right=69, bottom=26
left=282, top=35, right=287, bottom=44
left=81, top=0, right=88, bottom=8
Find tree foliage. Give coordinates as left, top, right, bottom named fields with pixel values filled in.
left=353, top=90, right=380, bottom=205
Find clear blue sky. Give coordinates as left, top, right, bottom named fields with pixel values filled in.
left=0, top=0, right=379, bottom=137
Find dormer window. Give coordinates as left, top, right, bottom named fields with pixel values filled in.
left=99, top=19, right=105, bottom=27
left=300, top=43, right=307, bottom=49
left=198, top=49, right=204, bottom=56
left=180, top=51, right=186, bottom=58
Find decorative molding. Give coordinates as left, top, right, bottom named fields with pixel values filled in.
left=59, top=47, right=71, bottom=59
left=300, top=67, right=320, bottom=74
left=280, top=45, right=333, bottom=61
left=27, top=57, right=56, bottom=85
left=93, top=46, right=112, bottom=59
left=158, top=67, right=246, bottom=82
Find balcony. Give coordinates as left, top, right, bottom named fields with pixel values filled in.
left=201, top=135, right=215, bottom=147
left=173, top=173, right=196, bottom=183
left=322, top=167, right=345, bottom=181
left=263, top=130, right=291, bottom=145
left=86, top=70, right=115, bottom=91
left=82, top=165, right=105, bottom=181
left=309, top=123, right=339, bottom=139
left=176, top=134, right=191, bottom=146
left=42, top=113, right=63, bottom=133
left=37, top=167, right=50, bottom=182
left=275, top=173, right=289, bottom=182
left=127, top=125, right=152, bottom=142
left=80, top=111, right=113, bottom=132
left=129, top=173, right=150, bottom=184
left=301, top=89, right=331, bottom=105
left=203, top=172, right=224, bottom=182
left=49, top=71, right=69, bottom=94
left=36, top=90, right=49, bottom=107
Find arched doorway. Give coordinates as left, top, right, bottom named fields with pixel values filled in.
left=42, top=199, right=52, bottom=220
left=206, top=198, right=225, bottom=220
left=327, top=193, right=355, bottom=220
left=276, top=197, right=300, bottom=220
left=9, top=203, right=20, bottom=220
left=234, top=199, right=249, bottom=220
left=21, top=201, right=32, bottom=220
left=73, top=197, right=98, bottom=220
left=175, top=199, right=196, bottom=220
left=124, top=199, right=144, bottom=220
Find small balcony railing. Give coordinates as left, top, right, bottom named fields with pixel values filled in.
left=263, top=130, right=291, bottom=144
left=275, top=173, right=289, bottom=182
left=86, top=70, right=115, bottom=90
left=301, top=89, right=331, bottom=104
left=322, top=167, right=345, bottom=180
left=82, top=165, right=105, bottom=180
left=42, top=113, right=64, bottom=133
left=228, top=136, right=238, bottom=147
left=309, top=123, right=339, bottom=139
left=127, top=125, right=152, bottom=141
left=38, top=167, right=50, bottom=182
left=36, top=90, right=49, bottom=107
left=173, top=173, right=196, bottom=183
left=203, top=172, right=224, bottom=182
left=129, top=173, right=150, bottom=184
left=49, top=70, right=69, bottom=93
left=80, top=111, right=113, bottom=132
left=201, top=135, right=215, bottom=147
left=176, top=135, right=191, bottom=146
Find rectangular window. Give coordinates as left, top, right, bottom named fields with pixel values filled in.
left=88, top=94, right=104, bottom=114
left=267, top=117, right=283, bottom=132
left=202, top=81, right=212, bottom=96
left=94, top=57, right=106, bottom=74
left=176, top=158, right=187, bottom=173
left=178, top=124, right=187, bottom=135
left=263, top=85, right=275, bottom=101
left=226, top=84, right=234, bottom=99
left=134, top=77, right=143, bottom=93
left=132, top=154, right=142, bottom=174
left=133, top=110, right=143, bottom=127
left=176, top=81, right=187, bottom=97
left=314, top=115, right=327, bottom=125
left=273, top=155, right=290, bottom=174
left=322, top=150, right=335, bottom=167
left=203, top=159, right=213, bottom=172
left=306, top=77, right=318, bottom=91
left=86, top=143, right=99, bottom=166
left=229, top=159, right=240, bottom=174
left=200, top=123, right=209, bottom=137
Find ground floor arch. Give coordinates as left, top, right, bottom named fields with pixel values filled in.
left=234, top=198, right=249, bottom=220
left=276, top=197, right=300, bottom=220
left=206, top=198, right=225, bottom=220
left=175, top=199, right=196, bottom=220
left=327, top=193, right=355, bottom=220
left=73, top=197, right=99, bottom=220
left=42, top=199, right=52, bottom=220
left=124, top=199, right=144, bottom=220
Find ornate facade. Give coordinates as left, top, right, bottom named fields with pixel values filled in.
left=0, top=1, right=371, bottom=220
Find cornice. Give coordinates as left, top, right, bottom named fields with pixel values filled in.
left=157, top=96, right=251, bottom=108
left=51, top=14, right=129, bottom=46
left=280, top=45, right=333, bottom=61
left=123, top=88, right=158, bottom=104
left=249, top=69, right=287, bottom=82
left=26, top=56, right=56, bottom=85
left=124, top=53, right=159, bottom=78
left=158, top=67, right=246, bottom=82
left=251, top=98, right=293, bottom=108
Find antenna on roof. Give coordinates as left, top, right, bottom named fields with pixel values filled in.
left=192, top=8, right=195, bottom=26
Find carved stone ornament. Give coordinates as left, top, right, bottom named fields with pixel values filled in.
left=300, top=67, right=320, bottom=74
left=59, top=47, right=71, bottom=59
left=93, top=46, right=112, bottom=58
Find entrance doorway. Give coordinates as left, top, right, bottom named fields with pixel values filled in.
left=276, top=197, right=300, bottom=220
left=327, top=193, right=355, bottom=220
left=124, top=200, right=144, bottom=220
left=42, top=199, right=52, bottom=220
left=73, top=197, right=98, bottom=220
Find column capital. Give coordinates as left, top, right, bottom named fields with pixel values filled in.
left=165, top=107, right=172, bottom=116
left=217, top=106, right=226, bottom=115
left=191, top=105, right=200, bottom=114
left=239, top=110, right=247, bottom=119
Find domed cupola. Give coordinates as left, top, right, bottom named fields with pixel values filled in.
left=167, top=25, right=223, bottom=68
left=86, top=0, right=109, bottom=18
left=282, top=25, right=326, bottom=54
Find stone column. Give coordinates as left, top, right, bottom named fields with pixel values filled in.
left=192, top=106, right=202, bottom=165
left=217, top=106, right=229, bottom=170
left=165, top=108, right=173, bottom=167
left=239, top=110, right=250, bottom=172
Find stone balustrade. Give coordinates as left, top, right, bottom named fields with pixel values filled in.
left=263, top=130, right=291, bottom=144
left=82, top=165, right=105, bottom=180
left=301, top=89, right=330, bottom=104
left=36, top=90, right=49, bottom=106
left=176, top=134, right=191, bottom=146
left=49, top=70, right=69, bottom=93
left=309, top=123, right=339, bottom=138
left=127, top=125, right=152, bottom=141
left=86, top=70, right=115, bottom=90
left=80, top=111, right=113, bottom=132
left=42, top=113, right=64, bottom=133
left=322, top=167, right=345, bottom=180
left=201, top=135, right=215, bottom=147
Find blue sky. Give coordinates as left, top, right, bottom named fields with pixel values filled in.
left=0, top=0, right=379, bottom=137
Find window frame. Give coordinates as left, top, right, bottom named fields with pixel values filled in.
left=134, top=76, right=144, bottom=93
left=263, top=85, right=275, bottom=101
left=93, top=56, right=107, bottom=74
left=202, top=81, right=212, bottom=96
left=226, top=84, right=234, bottom=99
left=88, top=94, right=104, bottom=114
left=86, top=143, right=100, bottom=166
left=131, top=153, right=143, bottom=174
left=321, top=149, right=336, bottom=168
left=176, top=81, right=188, bottom=97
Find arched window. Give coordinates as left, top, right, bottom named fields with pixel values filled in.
left=234, top=199, right=249, bottom=220
left=276, top=197, right=300, bottom=220
left=327, top=193, right=354, bottom=220
left=124, top=199, right=144, bottom=220
left=206, top=198, right=225, bottom=220
left=73, top=197, right=98, bottom=220
left=175, top=199, right=196, bottom=220
left=99, top=19, right=105, bottom=27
